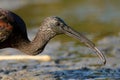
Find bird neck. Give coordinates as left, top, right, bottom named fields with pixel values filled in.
left=17, top=29, right=56, bottom=55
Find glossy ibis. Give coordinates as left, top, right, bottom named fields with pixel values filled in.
left=0, top=8, right=106, bottom=65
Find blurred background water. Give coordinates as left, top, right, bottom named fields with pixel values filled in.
left=1, top=0, right=120, bottom=42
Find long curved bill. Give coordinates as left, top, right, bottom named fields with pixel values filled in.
left=63, top=26, right=106, bottom=65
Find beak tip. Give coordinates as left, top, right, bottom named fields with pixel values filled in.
left=103, top=59, right=106, bottom=65
left=94, top=47, right=106, bottom=65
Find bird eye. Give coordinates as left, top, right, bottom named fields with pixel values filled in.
left=55, top=22, right=61, bottom=26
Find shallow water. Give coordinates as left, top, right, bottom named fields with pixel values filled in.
left=0, top=29, right=120, bottom=79
left=0, top=0, right=120, bottom=80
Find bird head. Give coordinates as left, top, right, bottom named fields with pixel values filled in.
left=41, top=16, right=106, bottom=65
